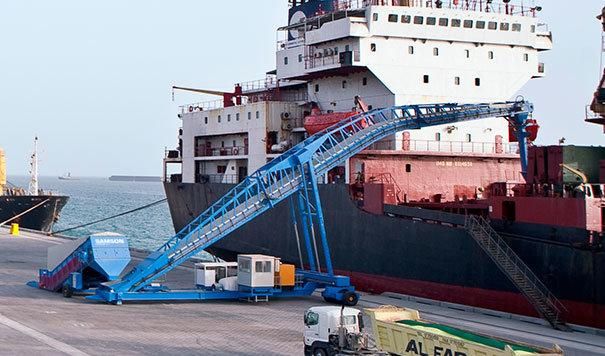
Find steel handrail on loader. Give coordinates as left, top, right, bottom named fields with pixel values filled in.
left=95, top=101, right=533, bottom=301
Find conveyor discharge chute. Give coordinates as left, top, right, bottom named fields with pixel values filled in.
left=31, top=233, right=131, bottom=296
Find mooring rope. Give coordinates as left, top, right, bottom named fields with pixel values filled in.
left=0, top=198, right=51, bottom=227
left=51, top=198, right=167, bottom=235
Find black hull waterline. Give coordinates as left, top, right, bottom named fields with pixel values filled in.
left=0, top=195, right=69, bottom=232
left=164, top=182, right=604, bottom=328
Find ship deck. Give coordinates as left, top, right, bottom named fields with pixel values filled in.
left=0, top=228, right=603, bottom=355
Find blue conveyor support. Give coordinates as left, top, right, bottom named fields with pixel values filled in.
left=97, top=101, right=534, bottom=300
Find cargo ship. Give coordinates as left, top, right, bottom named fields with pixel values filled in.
left=162, top=1, right=604, bottom=328
left=0, top=139, right=69, bottom=232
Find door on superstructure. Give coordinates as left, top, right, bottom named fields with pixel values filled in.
left=238, top=166, right=248, bottom=183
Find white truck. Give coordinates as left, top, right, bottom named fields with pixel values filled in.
left=304, top=306, right=564, bottom=356
left=303, top=306, right=380, bottom=356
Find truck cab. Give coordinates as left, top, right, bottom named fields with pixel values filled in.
left=303, top=306, right=365, bottom=356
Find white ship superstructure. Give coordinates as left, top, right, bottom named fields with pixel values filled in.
left=165, top=0, right=552, bottom=185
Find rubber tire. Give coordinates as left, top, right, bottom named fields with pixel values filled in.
left=343, top=291, right=359, bottom=306
left=312, top=347, right=327, bottom=356
left=62, top=285, right=73, bottom=298
left=323, top=296, right=337, bottom=304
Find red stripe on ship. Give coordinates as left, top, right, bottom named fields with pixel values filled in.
left=337, top=269, right=605, bottom=329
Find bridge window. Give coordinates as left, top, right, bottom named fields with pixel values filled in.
left=465, top=134, right=472, bottom=143
left=314, top=84, right=320, bottom=92
left=488, top=21, right=497, bottom=30
left=531, top=25, right=536, bottom=33
left=463, top=20, right=473, bottom=28
left=247, top=112, right=251, bottom=120
left=227, top=114, right=231, bottom=122
left=451, top=19, right=461, bottom=27
left=512, top=23, right=522, bottom=32
left=298, top=54, right=303, bottom=63
left=401, top=15, right=411, bottom=24
left=475, top=78, right=481, bottom=86
left=435, top=133, right=441, bottom=141
left=454, top=77, right=460, bottom=85
left=439, top=18, right=448, bottom=26
left=236, top=113, right=240, bottom=121
left=423, top=75, right=430, bottom=84
left=362, top=77, right=368, bottom=86
left=256, top=111, right=260, bottom=119
left=488, top=51, right=494, bottom=59
left=500, top=22, right=510, bottom=31
left=414, top=16, right=424, bottom=25
left=373, top=13, right=378, bottom=21
left=371, top=43, right=376, bottom=52
left=427, top=17, right=436, bottom=26
left=388, top=14, right=398, bottom=22
left=284, top=57, right=289, bottom=65
left=524, top=53, right=529, bottom=62
left=217, top=165, right=227, bottom=174
left=204, top=117, right=208, bottom=124
left=342, top=80, right=347, bottom=89
left=476, top=21, right=485, bottom=29
left=218, top=115, right=221, bottom=123
left=433, top=47, right=439, bottom=56
left=465, top=49, right=470, bottom=58
left=405, top=164, right=412, bottom=173
left=408, top=46, right=414, bottom=54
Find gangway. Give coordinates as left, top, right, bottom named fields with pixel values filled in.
left=91, top=101, right=534, bottom=305
left=29, top=233, right=131, bottom=297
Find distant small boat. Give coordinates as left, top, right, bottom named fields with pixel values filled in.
left=58, top=172, right=79, bottom=181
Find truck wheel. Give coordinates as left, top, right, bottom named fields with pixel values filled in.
left=312, top=347, right=327, bottom=356
left=323, top=296, right=337, bottom=304
left=62, top=285, right=73, bottom=298
left=343, top=291, right=359, bottom=306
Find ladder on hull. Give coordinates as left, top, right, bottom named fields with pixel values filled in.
left=465, top=215, right=569, bottom=330
left=96, top=101, right=535, bottom=302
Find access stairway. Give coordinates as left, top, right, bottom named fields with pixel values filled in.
left=93, top=101, right=535, bottom=304
left=465, top=215, right=569, bottom=330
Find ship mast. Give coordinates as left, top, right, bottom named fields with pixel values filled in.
left=28, top=137, right=39, bottom=196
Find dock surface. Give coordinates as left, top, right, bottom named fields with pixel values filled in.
left=0, top=229, right=603, bottom=355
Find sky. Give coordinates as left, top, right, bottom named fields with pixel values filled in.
left=0, top=1, right=603, bottom=177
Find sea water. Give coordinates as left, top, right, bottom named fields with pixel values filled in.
left=7, top=176, right=175, bottom=251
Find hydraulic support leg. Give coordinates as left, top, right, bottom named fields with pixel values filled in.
left=306, top=163, right=334, bottom=276
left=511, top=111, right=531, bottom=178
left=297, top=190, right=317, bottom=272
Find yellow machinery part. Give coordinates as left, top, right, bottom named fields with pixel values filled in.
left=0, top=148, right=6, bottom=188
left=279, top=263, right=295, bottom=287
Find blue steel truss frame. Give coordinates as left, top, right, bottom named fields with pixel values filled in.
left=93, top=101, right=534, bottom=303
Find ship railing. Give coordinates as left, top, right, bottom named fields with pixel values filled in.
left=366, top=139, right=519, bottom=155
left=179, top=97, right=256, bottom=114
left=195, top=174, right=239, bottom=184
left=195, top=146, right=248, bottom=158
left=305, top=50, right=361, bottom=70
left=290, top=0, right=541, bottom=17
left=240, top=76, right=279, bottom=92
left=489, top=182, right=605, bottom=199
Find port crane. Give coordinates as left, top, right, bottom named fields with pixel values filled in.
left=172, top=85, right=245, bottom=108
left=88, top=100, right=534, bottom=305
